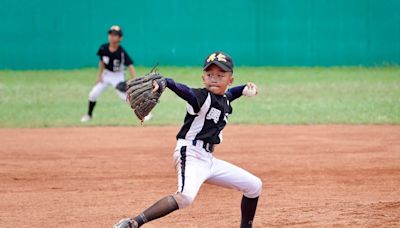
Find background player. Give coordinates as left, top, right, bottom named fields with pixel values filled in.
left=81, top=25, right=137, bottom=123
left=114, top=51, right=262, bottom=228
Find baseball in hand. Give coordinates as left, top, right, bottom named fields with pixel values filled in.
left=242, top=83, right=258, bottom=97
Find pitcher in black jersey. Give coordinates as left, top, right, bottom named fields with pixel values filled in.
left=114, top=51, right=262, bottom=228
left=81, top=25, right=140, bottom=123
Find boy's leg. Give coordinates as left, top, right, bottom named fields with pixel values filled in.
left=240, top=195, right=259, bottom=228
left=115, top=90, right=127, bottom=101
left=114, top=195, right=179, bottom=228
left=132, top=195, right=179, bottom=227
left=125, top=145, right=210, bottom=227
left=86, top=81, right=108, bottom=116
left=206, top=158, right=262, bottom=228
left=110, top=74, right=127, bottom=101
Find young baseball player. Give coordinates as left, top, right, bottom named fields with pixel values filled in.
left=81, top=25, right=140, bottom=122
left=114, top=51, right=262, bottom=228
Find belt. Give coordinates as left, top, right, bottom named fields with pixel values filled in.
left=192, top=140, right=215, bottom=153
left=103, top=69, right=124, bottom=75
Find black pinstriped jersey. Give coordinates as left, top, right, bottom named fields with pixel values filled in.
left=176, top=88, right=234, bottom=144
left=165, top=78, right=245, bottom=145
left=97, top=43, right=133, bottom=72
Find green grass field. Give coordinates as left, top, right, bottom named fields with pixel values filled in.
left=0, top=66, right=399, bottom=128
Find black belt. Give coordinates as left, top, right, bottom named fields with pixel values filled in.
left=192, top=140, right=215, bottom=153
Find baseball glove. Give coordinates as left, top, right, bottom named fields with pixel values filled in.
left=126, top=72, right=166, bottom=121
left=115, top=81, right=127, bottom=93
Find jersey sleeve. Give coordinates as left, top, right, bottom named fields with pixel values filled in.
left=165, top=78, right=206, bottom=114
left=225, top=85, right=245, bottom=102
left=97, top=45, right=105, bottom=60
left=189, top=89, right=209, bottom=114
left=123, top=50, right=134, bottom=66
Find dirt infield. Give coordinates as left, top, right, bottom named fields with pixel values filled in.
left=0, top=125, right=399, bottom=227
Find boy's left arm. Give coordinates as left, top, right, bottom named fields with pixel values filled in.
left=127, top=65, right=136, bottom=79
left=226, top=82, right=257, bottom=101
left=124, top=50, right=135, bottom=79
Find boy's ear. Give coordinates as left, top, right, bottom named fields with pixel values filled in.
left=230, top=75, right=234, bottom=85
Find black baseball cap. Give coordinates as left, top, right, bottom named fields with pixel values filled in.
left=108, top=25, right=123, bottom=36
left=203, top=51, right=234, bottom=72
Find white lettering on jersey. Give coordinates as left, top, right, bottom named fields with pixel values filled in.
left=113, top=59, right=120, bottom=71
left=206, top=107, right=221, bottom=124
left=102, top=56, right=109, bottom=64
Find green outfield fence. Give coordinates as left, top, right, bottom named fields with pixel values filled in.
left=0, top=0, right=399, bottom=69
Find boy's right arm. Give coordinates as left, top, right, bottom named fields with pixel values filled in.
left=96, top=60, right=105, bottom=83
left=165, top=78, right=199, bottom=111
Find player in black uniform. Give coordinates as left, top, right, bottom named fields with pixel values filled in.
left=114, top=51, right=262, bottom=228
left=81, top=25, right=136, bottom=122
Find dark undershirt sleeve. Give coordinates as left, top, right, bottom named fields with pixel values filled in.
left=165, top=78, right=199, bottom=110
left=226, top=85, right=245, bottom=102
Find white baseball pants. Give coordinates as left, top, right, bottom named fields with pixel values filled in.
left=88, top=70, right=126, bottom=102
left=173, top=139, right=262, bottom=209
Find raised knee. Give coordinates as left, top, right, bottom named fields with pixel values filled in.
left=255, top=177, right=263, bottom=195
left=89, top=90, right=99, bottom=102
left=173, top=193, right=194, bottom=209
left=245, top=176, right=263, bottom=198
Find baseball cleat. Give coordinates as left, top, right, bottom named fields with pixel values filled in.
left=80, top=114, right=92, bottom=123
left=113, top=218, right=138, bottom=228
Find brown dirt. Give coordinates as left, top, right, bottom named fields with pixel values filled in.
left=0, top=125, right=399, bottom=228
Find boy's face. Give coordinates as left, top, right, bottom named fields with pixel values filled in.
left=202, top=64, right=234, bottom=95
left=108, top=33, right=122, bottom=44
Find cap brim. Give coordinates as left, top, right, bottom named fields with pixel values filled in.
left=108, top=30, right=122, bottom=36
left=203, top=61, right=232, bottom=72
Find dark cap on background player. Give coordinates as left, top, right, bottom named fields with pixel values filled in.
left=203, top=51, right=234, bottom=72
left=108, top=25, right=123, bottom=37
